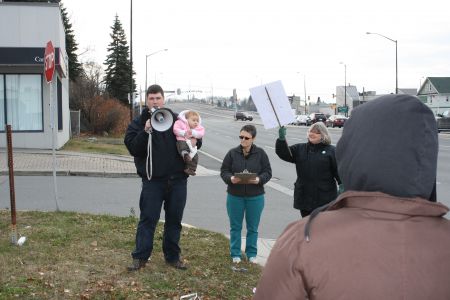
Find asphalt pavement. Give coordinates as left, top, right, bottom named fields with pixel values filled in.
left=0, top=149, right=278, bottom=266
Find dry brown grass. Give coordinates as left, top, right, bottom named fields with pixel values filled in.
left=0, top=211, right=261, bottom=299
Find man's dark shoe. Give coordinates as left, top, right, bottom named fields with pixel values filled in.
left=127, top=258, right=147, bottom=271
left=167, top=259, right=187, bottom=270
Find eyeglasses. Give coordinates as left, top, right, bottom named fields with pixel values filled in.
left=239, top=136, right=251, bottom=140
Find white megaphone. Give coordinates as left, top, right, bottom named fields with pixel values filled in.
left=150, top=107, right=173, bottom=132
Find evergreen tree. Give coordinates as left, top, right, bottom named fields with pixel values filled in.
left=103, top=15, right=136, bottom=106
left=60, top=2, right=83, bottom=81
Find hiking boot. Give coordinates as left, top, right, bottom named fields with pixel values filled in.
left=183, top=154, right=192, bottom=162
left=184, top=169, right=196, bottom=176
left=127, top=258, right=147, bottom=271
left=167, top=259, right=187, bottom=270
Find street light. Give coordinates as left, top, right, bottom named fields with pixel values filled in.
left=296, top=72, right=308, bottom=114
left=339, top=62, right=347, bottom=117
left=145, top=48, right=168, bottom=92
left=366, top=31, right=398, bottom=94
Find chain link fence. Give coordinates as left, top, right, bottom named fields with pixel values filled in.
left=70, top=110, right=80, bottom=137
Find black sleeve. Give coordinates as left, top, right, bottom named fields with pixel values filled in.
left=124, top=119, right=149, bottom=158
left=258, top=150, right=272, bottom=185
left=330, top=147, right=341, bottom=184
left=275, top=139, right=296, bottom=163
left=220, top=150, right=233, bottom=185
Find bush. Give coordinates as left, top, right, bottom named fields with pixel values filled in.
left=91, top=98, right=130, bottom=136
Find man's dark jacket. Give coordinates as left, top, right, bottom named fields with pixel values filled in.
left=276, top=140, right=341, bottom=210
left=220, top=144, right=272, bottom=197
left=124, top=109, right=196, bottom=180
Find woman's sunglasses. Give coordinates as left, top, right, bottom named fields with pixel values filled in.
left=239, top=136, right=251, bottom=140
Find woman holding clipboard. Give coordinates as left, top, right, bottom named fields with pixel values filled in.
left=220, top=124, right=272, bottom=264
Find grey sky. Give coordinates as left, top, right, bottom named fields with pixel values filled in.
left=63, top=0, right=450, bottom=102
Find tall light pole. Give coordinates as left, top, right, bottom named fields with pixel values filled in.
left=129, top=0, right=133, bottom=121
left=145, top=48, right=168, bottom=92
left=366, top=32, right=398, bottom=94
left=339, top=62, right=347, bottom=117
left=303, top=75, right=307, bottom=114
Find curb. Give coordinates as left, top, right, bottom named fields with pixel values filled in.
left=0, top=170, right=139, bottom=178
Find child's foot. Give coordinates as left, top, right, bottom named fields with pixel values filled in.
left=184, top=169, right=196, bottom=176
left=183, top=154, right=192, bottom=162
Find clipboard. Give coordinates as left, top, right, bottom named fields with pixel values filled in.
left=234, top=170, right=257, bottom=184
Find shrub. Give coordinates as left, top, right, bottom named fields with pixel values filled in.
left=91, top=98, right=130, bottom=135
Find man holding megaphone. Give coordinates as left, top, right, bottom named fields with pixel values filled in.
left=124, top=84, right=200, bottom=271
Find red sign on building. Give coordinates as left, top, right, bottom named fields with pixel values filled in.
left=44, top=41, right=55, bottom=83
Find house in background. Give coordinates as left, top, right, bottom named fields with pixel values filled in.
left=417, top=77, right=450, bottom=115
left=0, top=2, right=69, bottom=149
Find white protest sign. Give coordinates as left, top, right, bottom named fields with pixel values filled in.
left=249, top=80, right=295, bottom=129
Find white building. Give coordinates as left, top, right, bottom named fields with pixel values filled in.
left=0, top=2, right=69, bottom=149
left=336, top=85, right=359, bottom=115
left=417, top=77, right=450, bottom=115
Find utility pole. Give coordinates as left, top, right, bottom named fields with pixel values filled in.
left=129, top=0, right=133, bottom=121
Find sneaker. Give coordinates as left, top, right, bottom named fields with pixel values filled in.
left=248, top=257, right=258, bottom=264
left=232, top=257, right=241, bottom=264
left=127, top=258, right=147, bottom=271
left=167, top=259, right=187, bottom=270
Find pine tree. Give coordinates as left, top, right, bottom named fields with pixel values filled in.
left=103, top=15, right=136, bottom=106
left=60, top=2, right=83, bottom=81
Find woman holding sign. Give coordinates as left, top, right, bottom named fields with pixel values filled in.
left=276, top=122, right=342, bottom=217
left=220, top=125, right=272, bottom=264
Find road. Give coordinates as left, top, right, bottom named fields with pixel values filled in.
left=1, top=102, right=449, bottom=241
left=168, top=101, right=450, bottom=210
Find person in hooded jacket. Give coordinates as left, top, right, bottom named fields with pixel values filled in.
left=276, top=122, right=341, bottom=217
left=221, top=124, right=272, bottom=264
left=124, top=84, right=201, bottom=271
left=253, top=94, right=450, bottom=300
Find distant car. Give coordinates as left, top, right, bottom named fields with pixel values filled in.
left=437, top=110, right=450, bottom=132
left=234, top=111, right=253, bottom=121
left=295, top=114, right=310, bottom=126
left=289, top=114, right=306, bottom=125
left=326, top=115, right=347, bottom=128
left=308, top=113, right=327, bottom=125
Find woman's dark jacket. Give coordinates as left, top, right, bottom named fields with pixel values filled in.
left=124, top=108, right=201, bottom=180
left=276, top=139, right=341, bottom=210
left=220, top=144, right=272, bottom=197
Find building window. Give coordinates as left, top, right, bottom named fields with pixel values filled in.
left=429, top=83, right=432, bottom=91
left=1, top=74, right=43, bottom=131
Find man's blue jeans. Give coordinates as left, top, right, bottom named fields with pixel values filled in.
left=226, top=193, right=265, bottom=259
left=132, top=177, right=187, bottom=263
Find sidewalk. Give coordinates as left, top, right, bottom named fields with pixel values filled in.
left=0, top=149, right=275, bottom=266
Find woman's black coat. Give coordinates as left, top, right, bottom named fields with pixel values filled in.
left=221, top=144, right=272, bottom=197
left=275, top=139, right=341, bottom=211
